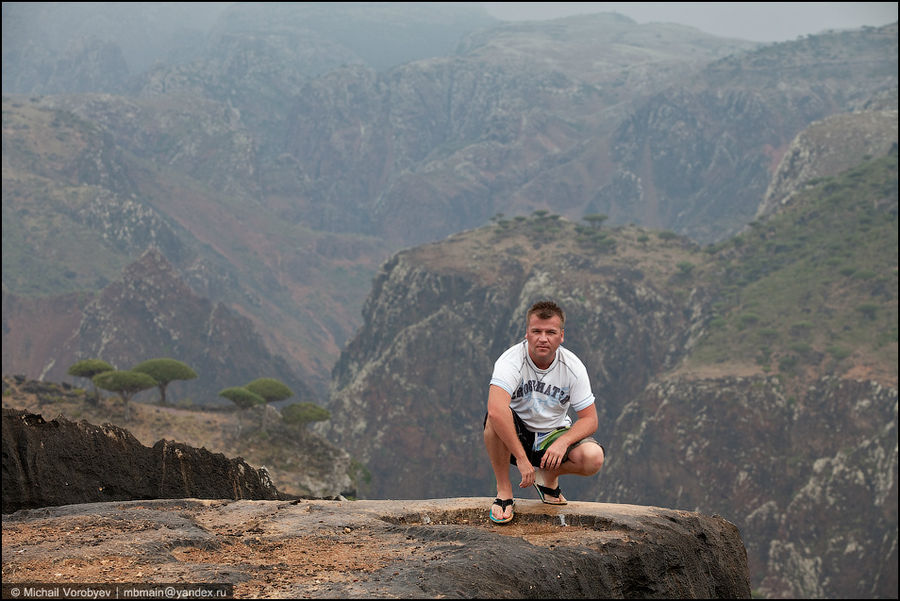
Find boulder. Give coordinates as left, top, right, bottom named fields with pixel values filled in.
left=1, top=408, right=284, bottom=514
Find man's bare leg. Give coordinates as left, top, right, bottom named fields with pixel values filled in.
left=483, top=419, right=515, bottom=521
left=536, top=442, right=605, bottom=503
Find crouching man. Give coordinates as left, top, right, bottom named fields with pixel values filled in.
left=483, top=300, right=606, bottom=523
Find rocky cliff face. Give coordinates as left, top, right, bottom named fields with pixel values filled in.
left=609, top=23, right=898, bottom=242
left=757, top=110, right=899, bottom=218
left=1, top=375, right=355, bottom=500
left=1, top=407, right=284, bottom=514
left=603, top=376, right=897, bottom=598
left=3, top=249, right=311, bottom=404
left=1, top=94, right=387, bottom=395
left=272, top=21, right=896, bottom=246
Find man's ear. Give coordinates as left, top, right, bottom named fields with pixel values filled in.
left=560, top=329, right=565, bottom=343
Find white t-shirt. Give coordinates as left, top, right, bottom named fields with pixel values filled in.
left=490, top=340, right=595, bottom=432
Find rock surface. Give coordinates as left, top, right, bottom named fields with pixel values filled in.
left=1, top=497, right=750, bottom=599
left=603, top=375, right=898, bottom=599
left=1, top=407, right=285, bottom=514
left=1, top=375, right=356, bottom=501
left=756, top=110, right=899, bottom=219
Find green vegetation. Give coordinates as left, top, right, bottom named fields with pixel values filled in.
left=245, top=377, right=294, bottom=430
left=690, top=149, right=898, bottom=381
left=245, top=378, right=294, bottom=404
left=92, top=370, right=158, bottom=420
left=491, top=211, right=620, bottom=253
left=676, top=261, right=695, bottom=278
left=65, top=354, right=302, bottom=433
left=132, top=358, right=198, bottom=406
left=218, top=386, right=266, bottom=433
left=219, top=386, right=266, bottom=410
left=582, top=213, right=609, bottom=228
left=67, top=359, right=115, bottom=403
left=282, top=401, right=331, bottom=429
left=69, top=357, right=200, bottom=407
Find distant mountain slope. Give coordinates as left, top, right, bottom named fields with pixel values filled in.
left=757, top=109, right=898, bottom=218
left=1, top=2, right=231, bottom=93
left=2, top=97, right=186, bottom=295
left=607, top=24, right=898, bottom=241
left=3, top=249, right=312, bottom=404
left=2, top=2, right=499, bottom=94
left=2, top=8, right=896, bottom=399
left=208, top=2, right=499, bottom=73
left=1, top=97, right=390, bottom=392
left=603, top=150, right=897, bottom=599
left=683, top=148, right=898, bottom=384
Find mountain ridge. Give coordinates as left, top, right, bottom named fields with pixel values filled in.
left=3, top=15, right=895, bottom=396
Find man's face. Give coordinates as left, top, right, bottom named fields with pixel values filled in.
left=525, top=314, right=564, bottom=369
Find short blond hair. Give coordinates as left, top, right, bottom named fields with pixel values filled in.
left=526, top=300, right=565, bottom=328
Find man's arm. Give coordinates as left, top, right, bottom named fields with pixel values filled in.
left=486, top=384, right=536, bottom=488
left=540, top=403, right=599, bottom=472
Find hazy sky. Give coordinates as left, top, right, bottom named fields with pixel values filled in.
left=483, top=2, right=898, bottom=42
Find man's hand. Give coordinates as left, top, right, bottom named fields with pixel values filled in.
left=540, top=438, right=569, bottom=471
left=516, top=456, right=536, bottom=488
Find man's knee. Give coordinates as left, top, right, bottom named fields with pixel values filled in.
left=588, top=445, right=605, bottom=474
left=483, top=417, right=505, bottom=449
left=574, top=443, right=604, bottom=475
left=483, top=416, right=496, bottom=440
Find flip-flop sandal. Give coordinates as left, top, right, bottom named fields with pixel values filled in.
left=534, top=483, right=567, bottom=505
left=489, top=498, right=515, bottom=524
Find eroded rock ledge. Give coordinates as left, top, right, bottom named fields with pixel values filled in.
left=2, top=497, right=750, bottom=598
left=1, top=408, right=285, bottom=514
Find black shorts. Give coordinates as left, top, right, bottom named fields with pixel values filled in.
left=484, top=410, right=604, bottom=467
